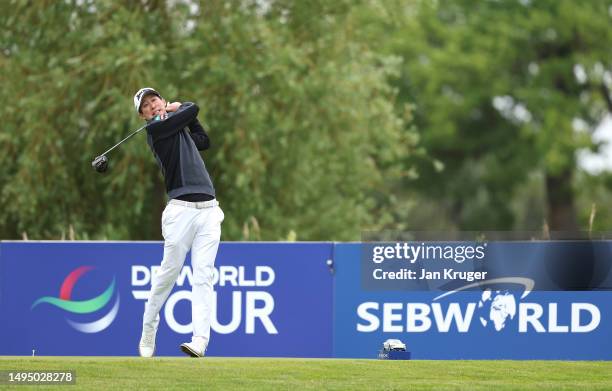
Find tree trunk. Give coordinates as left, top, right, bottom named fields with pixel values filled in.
left=545, top=168, right=579, bottom=237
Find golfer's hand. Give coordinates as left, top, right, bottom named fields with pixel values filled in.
left=166, top=102, right=181, bottom=112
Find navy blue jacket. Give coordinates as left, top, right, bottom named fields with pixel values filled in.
left=145, top=103, right=215, bottom=199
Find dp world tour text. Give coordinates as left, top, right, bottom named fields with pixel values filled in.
left=131, top=265, right=278, bottom=335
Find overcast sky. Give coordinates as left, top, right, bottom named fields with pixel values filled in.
left=578, top=115, right=612, bottom=174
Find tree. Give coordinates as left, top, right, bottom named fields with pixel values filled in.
left=355, top=0, right=612, bottom=233
left=0, top=0, right=414, bottom=241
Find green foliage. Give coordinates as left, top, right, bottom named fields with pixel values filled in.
left=3, top=0, right=610, bottom=240
left=0, top=0, right=413, bottom=240
left=354, top=0, right=612, bottom=232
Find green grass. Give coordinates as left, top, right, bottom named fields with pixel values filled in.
left=0, top=357, right=610, bottom=390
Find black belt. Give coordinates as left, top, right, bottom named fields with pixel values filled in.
left=176, top=193, right=214, bottom=202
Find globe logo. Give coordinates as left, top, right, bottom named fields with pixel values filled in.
left=478, top=289, right=517, bottom=331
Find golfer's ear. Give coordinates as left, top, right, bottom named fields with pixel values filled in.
left=139, top=112, right=147, bottom=120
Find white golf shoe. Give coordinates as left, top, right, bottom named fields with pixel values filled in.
left=139, top=332, right=156, bottom=357
left=180, top=336, right=206, bottom=358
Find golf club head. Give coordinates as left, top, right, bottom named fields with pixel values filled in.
left=92, top=155, right=109, bottom=173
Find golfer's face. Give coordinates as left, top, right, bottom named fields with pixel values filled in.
left=140, top=94, right=166, bottom=120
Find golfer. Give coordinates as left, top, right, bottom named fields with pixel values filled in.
left=134, top=87, right=223, bottom=358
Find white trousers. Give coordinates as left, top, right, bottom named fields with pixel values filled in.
left=142, top=200, right=223, bottom=348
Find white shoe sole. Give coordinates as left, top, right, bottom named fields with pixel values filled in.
left=180, top=343, right=204, bottom=358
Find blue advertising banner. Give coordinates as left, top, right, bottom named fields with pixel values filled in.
left=1, top=241, right=610, bottom=359
left=0, top=242, right=334, bottom=357
left=334, top=243, right=612, bottom=360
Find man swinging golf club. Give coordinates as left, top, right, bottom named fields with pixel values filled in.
left=134, top=87, right=224, bottom=358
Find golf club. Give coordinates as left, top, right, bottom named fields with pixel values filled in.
left=91, top=122, right=149, bottom=173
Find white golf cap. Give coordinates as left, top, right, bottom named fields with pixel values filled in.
left=133, top=87, right=162, bottom=113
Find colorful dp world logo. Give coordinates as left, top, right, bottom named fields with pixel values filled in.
left=31, top=266, right=120, bottom=333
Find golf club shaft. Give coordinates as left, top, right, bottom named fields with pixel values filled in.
left=100, top=123, right=148, bottom=157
